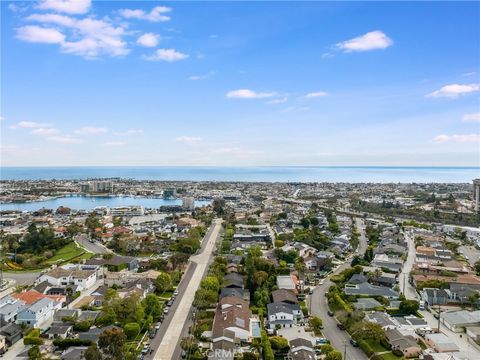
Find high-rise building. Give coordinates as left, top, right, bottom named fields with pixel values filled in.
left=474, top=179, right=480, bottom=213
left=80, top=181, right=113, bottom=193
left=182, top=197, right=195, bottom=210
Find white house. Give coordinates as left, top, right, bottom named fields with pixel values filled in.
left=0, top=296, right=25, bottom=324
left=267, top=302, right=302, bottom=330
left=37, top=268, right=97, bottom=291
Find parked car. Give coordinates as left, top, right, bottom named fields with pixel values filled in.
left=327, top=310, right=334, bottom=316
left=337, top=323, right=345, bottom=330
left=164, top=307, right=170, bottom=314
left=174, top=290, right=179, bottom=296
left=167, top=300, right=173, bottom=307
left=350, top=339, right=358, bottom=347
left=316, top=338, right=329, bottom=345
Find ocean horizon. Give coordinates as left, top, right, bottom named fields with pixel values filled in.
left=1, top=166, right=479, bottom=183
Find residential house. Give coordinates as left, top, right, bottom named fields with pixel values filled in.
left=212, top=297, right=251, bottom=345
left=276, top=275, right=298, bottom=292
left=0, top=295, right=25, bottom=325
left=0, top=323, right=22, bottom=346
left=424, top=333, right=459, bottom=352
left=344, top=282, right=400, bottom=299
left=37, top=268, right=97, bottom=291
left=385, top=328, right=421, bottom=358
left=421, top=288, right=450, bottom=307
left=289, top=338, right=316, bottom=360
left=16, top=297, right=55, bottom=329
left=267, top=301, right=302, bottom=330
left=271, top=289, right=298, bottom=304
left=46, top=324, right=73, bottom=339
left=441, top=310, right=480, bottom=332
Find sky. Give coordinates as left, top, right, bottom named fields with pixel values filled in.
left=1, top=0, right=479, bottom=167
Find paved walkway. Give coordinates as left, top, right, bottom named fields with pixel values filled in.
left=152, top=219, right=222, bottom=360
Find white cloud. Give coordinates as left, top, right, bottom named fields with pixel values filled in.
left=0, top=116, right=4, bottom=121
left=137, top=33, right=160, bottom=47
left=175, top=136, right=202, bottom=144
left=337, top=30, right=393, bottom=52
left=226, top=89, right=276, bottom=99
left=114, top=129, right=144, bottom=136
left=267, top=97, right=288, bottom=104
left=321, top=52, right=334, bottom=59
left=119, top=6, right=171, bottom=22
left=23, top=14, right=129, bottom=58
left=427, top=83, right=480, bottom=98
left=144, top=48, right=189, bottom=62
left=11, top=121, right=51, bottom=129
left=304, top=91, right=328, bottom=98
left=37, top=0, right=91, bottom=15
left=104, top=141, right=127, bottom=147
left=47, top=135, right=84, bottom=144
left=189, top=71, right=215, bottom=81
left=31, top=127, right=61, bottom=136
left=27, top=13, right=76, bottom=27
left=74, top=126, right=108, bottom=135
left=433, top=134, right=480, bottom=143
left=463, top=112, right=480, bottom=123
left=16, top=25, right=65, bottom=44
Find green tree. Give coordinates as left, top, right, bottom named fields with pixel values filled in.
left=155, top=272, right=172, bottom=293
left=200, top=276, right=220, bottom=292
left=123, top=322, right=140, bottom=339
left=28, top=345, right=43, bottom=360
left=85, top=344, right=102, bottom=360
left=325, top=350, right=343, bottom=360
left=399, top=299, right=420, bottom=315
left=142, top=294, right=162, bottom=320
left=269, top=336, right=289, bottom=352
left=309, top=316, right=323, bottom=335
left=98, top=328, right=126, bottom=360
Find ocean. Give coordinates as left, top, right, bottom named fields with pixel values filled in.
left=0, top=166, right=479, bottom=183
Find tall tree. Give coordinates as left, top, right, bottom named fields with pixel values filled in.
left=98, top=328, right=127, bottom=360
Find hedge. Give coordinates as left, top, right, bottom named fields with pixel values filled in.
left=358, top=339, right=374, bottom=357
left=53, top=338, right=92, bottom=350
left=24, top=337, right=43, bottom=345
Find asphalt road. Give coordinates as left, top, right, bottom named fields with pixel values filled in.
left=146, top=219, right=223, bottom=360
left=308, top=218, right=369, bottom=360
left=3, top=270, right=40, bottom=286
left=75, top=234, right=112, bottom=254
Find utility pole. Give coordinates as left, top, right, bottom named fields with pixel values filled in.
left=437, top=304, right=442, bottom=332
left=343, top=340, right=347, bottom=360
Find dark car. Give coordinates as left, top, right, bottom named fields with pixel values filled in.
left=327, top=310, right=334, bottom=317
left=350, top=339, right=358, bottom=347
left=337, top=323, right=345, bottom=330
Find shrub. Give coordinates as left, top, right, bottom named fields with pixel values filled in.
left=358, top=340, right=374, bottom=357
left=53, top=338, right=92, bottom=350
left=73, top=320, right=92, bottom=332
left=123, top=322, right=141, bottom=339
left=24, top=337, right=43, bottom=345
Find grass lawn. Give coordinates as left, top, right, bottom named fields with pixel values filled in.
left=45, top=243, right=90, bottom=265
left=380, top=352, right=403, bottom=360
left=159, top=291, right=173, bottom=300
left=365, top=339, right=388, bottom=353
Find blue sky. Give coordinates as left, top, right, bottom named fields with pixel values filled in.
left=1, top=0, right=479, bottom=167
